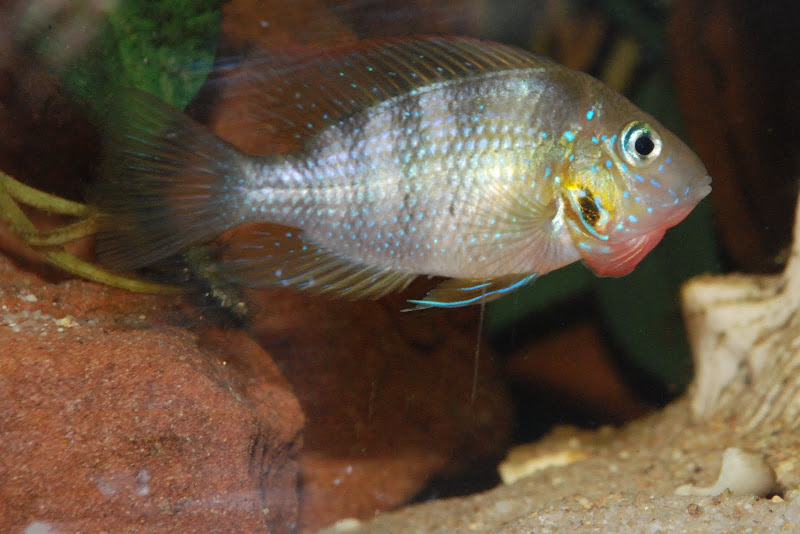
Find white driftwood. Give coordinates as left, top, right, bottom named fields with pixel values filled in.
left=682, top=197, right=800, bottom=426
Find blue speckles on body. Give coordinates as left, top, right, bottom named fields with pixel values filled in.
left=232, top=59, right=699, bottom=292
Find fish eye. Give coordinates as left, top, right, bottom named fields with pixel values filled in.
left=620, top=121, right=662, bottom=167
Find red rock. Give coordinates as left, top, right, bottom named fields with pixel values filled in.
left=246, top=285, right=513, bottom=532
left=0, top=256, right=304, bottom=533
left=506, top=321, right=647, bottom=424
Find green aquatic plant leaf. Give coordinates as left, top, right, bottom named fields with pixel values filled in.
left=56, top=0, right=221, bottom=111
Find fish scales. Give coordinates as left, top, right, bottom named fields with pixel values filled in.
left=94, top=36, right=711, bottom=308
left=240, top=71, right=557, bottom=278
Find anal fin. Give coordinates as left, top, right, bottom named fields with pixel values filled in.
left=221, top=224, right=417, bottom=300
left=406, top=273, right=537, bottom=310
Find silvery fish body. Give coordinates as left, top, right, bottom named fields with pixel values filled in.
left=96, top=36, right=711, bottom=308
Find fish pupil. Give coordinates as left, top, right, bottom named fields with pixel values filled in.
left=578, top=190, right=600, bottom=227
left=634, top=134, right=655, bottom=156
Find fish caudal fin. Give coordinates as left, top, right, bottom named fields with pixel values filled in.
left=94, top=88, right=244, bottom=271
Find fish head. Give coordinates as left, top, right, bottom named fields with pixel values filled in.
left=559, top=105, right=711, bottom=277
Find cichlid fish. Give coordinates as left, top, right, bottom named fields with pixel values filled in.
left=95, top=36, right=711, bottom=308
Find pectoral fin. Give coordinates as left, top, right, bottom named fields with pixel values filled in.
left=406, top=273, right=537, bottom=310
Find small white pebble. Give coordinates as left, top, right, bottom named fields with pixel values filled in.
left=21, top=293, right=38, bottom=302
left=25, top=521, right=57, bottom=534
left=54, top=316, right=79, bottom=328
left=493, top=500, right=513, bottom=515
left=331, top=518, right=361, bottom=532
left=675, top=447, right=776, bottom=497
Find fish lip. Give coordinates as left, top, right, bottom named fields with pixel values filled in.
left=603, top=175, right=712, bottom=243
left=656, top=174, right=712, bottom=226
left=691, top=175, right=713, bottom=201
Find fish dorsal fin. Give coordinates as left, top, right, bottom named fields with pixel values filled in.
left=407, top=273, right=538, bottom=310
left=221, top=224, right=417, bottom=300
left=217, top=36, right=546, bottom=150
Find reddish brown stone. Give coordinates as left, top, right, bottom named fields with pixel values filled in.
left=506, top=321, right=647, bottom=424
left=0, top=256, right=303, bottom=533
left=246, top=285, right=513, bottom=532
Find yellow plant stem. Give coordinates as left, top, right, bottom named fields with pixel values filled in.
left=0, top=169, right=183, bottom=295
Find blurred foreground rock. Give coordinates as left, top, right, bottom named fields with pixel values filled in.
left=0, top=238, right=513, bottom=533
left=0, top=254, right=304, bottom=533
left=245, top=284, right=512, bottom=532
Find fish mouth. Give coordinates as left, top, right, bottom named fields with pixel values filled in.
left=649, top=174, right=712, bottom=230
left=604, top=174, right=712, bottom=241
left=691, top=175, right=713, bottom=202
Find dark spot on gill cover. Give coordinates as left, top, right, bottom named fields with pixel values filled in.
left=578, top=189, right=600, bottom=227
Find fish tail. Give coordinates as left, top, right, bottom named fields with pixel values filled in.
left=93, top=88, right=245, bottom=271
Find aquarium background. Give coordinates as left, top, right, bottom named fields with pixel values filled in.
left=1, top=0, right=796, bottom=532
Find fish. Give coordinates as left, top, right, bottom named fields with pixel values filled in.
left=94, top=36, right=711, bottom=309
